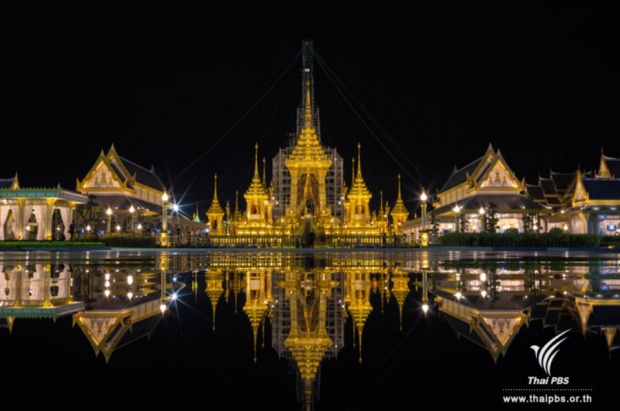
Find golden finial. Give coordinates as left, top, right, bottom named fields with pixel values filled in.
left=304, top=77, right=313, bottom=126
left=254, top=143, right=260, bottom=178
left=357, top=143, right=363, bottom=179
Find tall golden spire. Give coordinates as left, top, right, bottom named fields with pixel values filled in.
left=390, top=268, right=411, bottom=331
left=206, top=174, right=225, bottom=234
left=344, top=268, right=373, bottom=364
left=262, top=156, right=267, bottom=189
left=391, top=174, right=410, bottom=233
left=243, top=270, right=272, bottom=364
left=234, top=191, right=240, bottom=220
left=344, top=143, right=373, bottom=229
left=204, top=269, right=224, bottom=331
left=238, top=143, right=272, bottom=232
left=245, top=143, right=269, bottom=198
left=349, top=144, right=371, bottom=197
left=207, top=174, right=223, bottom=213
left=304, top=77, right=313, bottom=128
left=283, top=268, right=335, bottom=411
left=193, top=202, right=200, bottom=222
left=285, top=44, right=332, bottom=220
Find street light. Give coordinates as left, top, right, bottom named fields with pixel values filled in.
left=479, top=206, right=486, bottom=233
left=453, top=204, right=461, bottom=232
left=421, top=271, right=429, bottom=316
left=160, top=257, right=168, bottom=314
left=161, top=191, right=169, bottom=246
left=129, top=205, right=135, bottom=231
left=106, top=207, right=112, bottom=234
left=420, top=189, right=427, bottom=231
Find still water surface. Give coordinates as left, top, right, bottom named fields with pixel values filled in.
left=1, top=247, right=618, bottom=410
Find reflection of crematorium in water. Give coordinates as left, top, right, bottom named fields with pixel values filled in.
left=1, top=252, right=619, bottom=410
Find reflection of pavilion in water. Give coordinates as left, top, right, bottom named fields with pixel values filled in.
left=0, top=255, right=194, bottom=364
left=202, top=252, right=620, bottom=410
left=416, top=261, right=620, bottom=363
left=0, top=262, right=85, bottom=332
left=1, top=252, right=619, bottom=410
left=206, top=252, right=383, bottom=411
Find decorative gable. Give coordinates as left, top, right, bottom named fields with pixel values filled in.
left=480, top=314, right=526, bottom=348
left=82, top=161, right=124, bottom=190
left=597, top=154, right=612, bottom=178
left=72, top=310, right=133, bottom=358
left=572, top=177, right=589, bottom=205
left=106, top=144, right=134, bottom=184
left=479, top=162, right=520, bottom=190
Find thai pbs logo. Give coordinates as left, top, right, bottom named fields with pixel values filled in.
left=528, top=329, right=570, bottom=385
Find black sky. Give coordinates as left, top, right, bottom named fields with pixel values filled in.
left=5, top=5, right=619, bottom=218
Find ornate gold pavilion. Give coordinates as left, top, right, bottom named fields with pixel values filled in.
left=206, top=41, right=409, bottom=248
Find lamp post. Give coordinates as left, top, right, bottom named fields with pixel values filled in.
left=420, top=189, right=427, bottom=231
left=129, top=205, right=135, bottom=232
left=161, top=191, right=169, bottom=247
left=419, top=189, right=429, bottom=247
left=159, top=270, right=167, bottom=314
left=453, top=204, right=460, bottom=232
left=159, top=256, right=168, bottom=315
left=421, top=270, right=429, bottom=316
left=106, top=207, right=112, bottom=234
left=479, top=205, right=486, bottom=233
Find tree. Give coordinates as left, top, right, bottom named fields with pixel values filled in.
left=522, top=208, right=539, bottom=233
left=75, top=195, right=101, bottom=231
left=486, top=201, right=499, bottom=233
left=429, top=210, right=440, bottom=242
left=459, top=213, right=469, bottom=233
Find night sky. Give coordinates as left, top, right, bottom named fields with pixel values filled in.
left=5, top=5, right=619, bottom=218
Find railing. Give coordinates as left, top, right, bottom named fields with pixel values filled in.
left=206, top=234, right=414, bottom=249
left=72, top=231, right=418, bottom=248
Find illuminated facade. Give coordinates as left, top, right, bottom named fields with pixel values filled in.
left=402, top=145, right=620, bottom=241
left=210, top=41, right=404, bottom=247
left=0, top=173, right=87, bottom=241
left=526, top=149, right=620, bottom=235
left=76, top=144, right=204, bottom=243
left=401, top=144, right=547, bottom=240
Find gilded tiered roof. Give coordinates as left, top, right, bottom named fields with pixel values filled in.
left=207, top=174, right=224, bottom=216
left=597, top=148, right=620, bottom=178
left=245, top=143, right=269, bottom=199
left=390, top=174, right=410, bottom=223
left=285, top=80, right=332, bottom=172
left=347, top=143, right=372, bottom=200
left=204, top=269, right=224, bottom=331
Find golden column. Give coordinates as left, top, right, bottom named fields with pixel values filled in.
left=420, top=189, right=428, bottom=247
left=420, top=189, right=427, bottom=231
left=161, top=192, right=169, bottom=247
